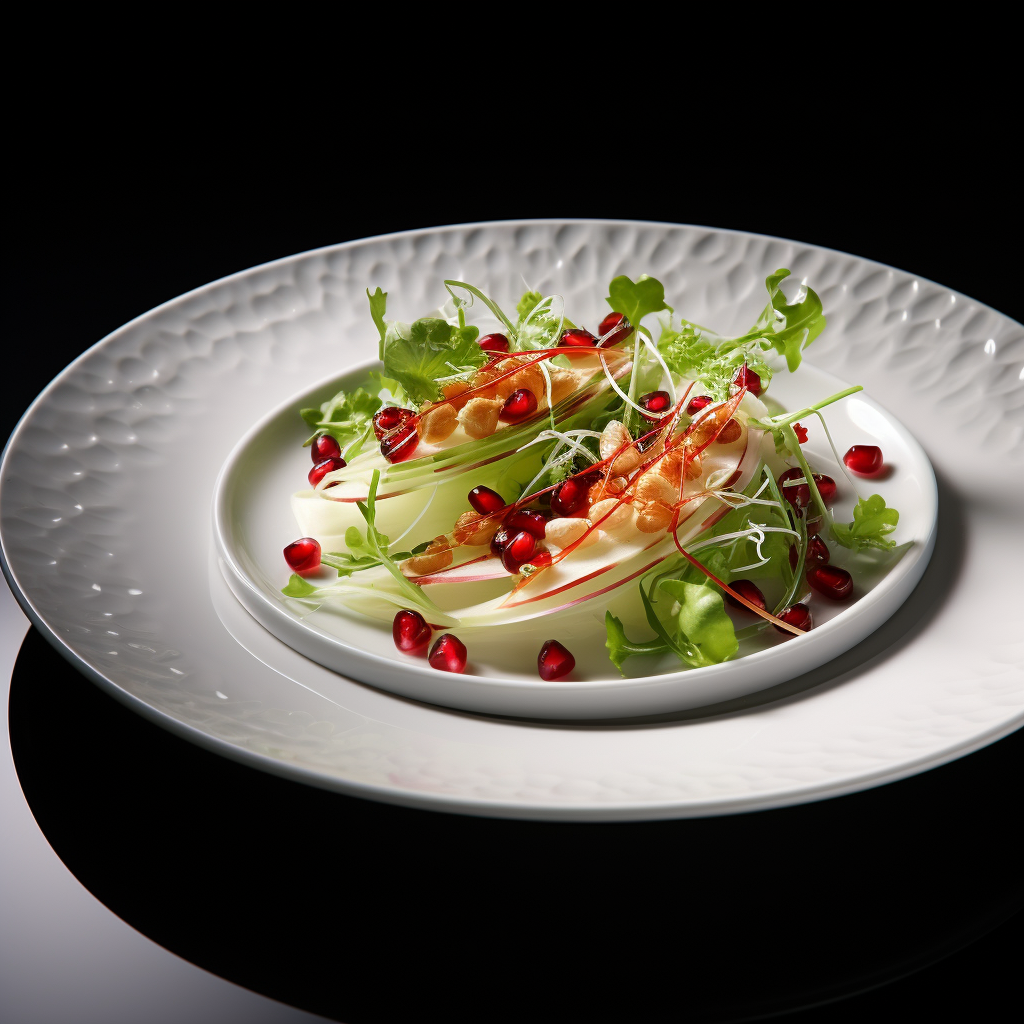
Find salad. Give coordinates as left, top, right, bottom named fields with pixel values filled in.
left=280, top=272, right=902, bottom=680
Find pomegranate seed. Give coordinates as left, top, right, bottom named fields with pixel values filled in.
left=779, top=467, right=810, bottom=508
left=725, top=579, right=766, bottom=611
left=500, top=388, right=538, bottom=421
left=806, top=516, right=822, bottom=537
left=807, top=564, right=853, bottom=601
left=807, top=535, right=831, bottom=565
left=686, top=395, right=712, bottom=415
left=717, top=419, right=742, bottom=444
left=503, top=509, right=547, bottom=538
left=283, top=537, right=321, bottom=573
left=559, top=327, right=597, bottom=348
left=501, top=531, right=537, bottom=573
left=793, top=422, right=808, bottom=444
left=373, top=406, right=413, bottom=440
left=490, top=525, right=511, bottom=556
left=309, top=457, right=346, bottom=487
left=469, top=485, right=505, bottom=515
left=392, top=609, right=432, bottom=653
left=380, top=421, right=419, bottom=463
left=734, top=365, right=763, bottom=396
left=478, top=333, right=510, bottom=354
left=844, top=444, right=884, bottom=476
left=428, top=633, right=467, bottom=673
left=526, top=550, right=552, bottom=570
left=597, top=311, right=633, bottom=347
left=638, top=390, right=671, bottom=419
left=311, top=434, right=341, bottom=462
left=815, top=475, right=837, bottom=505
left=774, top=604, right=812, bottom=635
left=538, top=639, right=576, bottom=680
left=551, top=474, right=594, bottom=517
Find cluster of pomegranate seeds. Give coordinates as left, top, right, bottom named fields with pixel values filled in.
left=725, top=579, right=766, bottom=611
left=551, top=473, right=594, bottom=516
left=428, top=633, right=468, bottom=673
left=597, top=311, right=633, bottom=347
left=503, top=509, right=547, bottom=538
left=501, top=531, right=538, bottom=573
left=793, top=422, right=809, bottom=444
left=638, top=390, right=671, bottom=419
left=559, top=327, right=598, bottom=348
left=283, top=537, right=321, bottom=573
left=844, top=444, right=884, bottom=476
left=734, top=365, right=763, bottom=396
left=468, top=485, right=505, bottom=515
left=807, top=564, right=853, bottom=601
left=309, top=457, right=346, bottom=487
left=392, top=609, right=432, bottom=653
left=775, top=604, right=812, bottom=635
left=478, top=332, right=510, bottom=354
left=686, top=395, right=712, bottom=415
left=717, top=419, right=742, bottom=444
left=380, top=421, right=419, bottom=463
left=311, top=434, right=341, bottom=462
left=538, top=640, right=576, bottom=680
left=500, top=388, right=538, bottom=421
left=372, top=406, right=412, bottom=440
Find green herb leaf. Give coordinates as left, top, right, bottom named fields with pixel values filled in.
left=604, top=611, right=670, bottom=674
left=750, top=270, right=826, bottom=373
left=606, top=274, right=672, bottom=327
left=833, top=494, right=900, bottom=550
left=516, top=290, right=542, bottom=325
left=300, top=387, right=382, bottom=456
left=368, top=287, right=388, bottom=359
left=659, top=579, right=738, bottom=665
left=282, top=574, right=319, bottom=598
left=382, top=317, right=488, bottom=405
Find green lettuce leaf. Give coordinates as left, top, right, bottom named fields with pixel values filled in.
left=659, top=579, right=738, bottom=665
left=832, top=494, right=900, bottom=550
left=382, top=317, right=486, bottom=405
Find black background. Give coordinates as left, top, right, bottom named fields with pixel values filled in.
left=7, top=94, right=1022, bottom=1023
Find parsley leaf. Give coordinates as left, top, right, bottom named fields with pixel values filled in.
left=381, top=317, right=487, bottom=405
left=832, top=494, right=900, bottom=550
left=604, top=612, right=670, bottom=673
left=367, top=287, right=388, bottom=359
left=748, top=270, right=826, bottom=373
left=300, top=387, right=382, bottom=455
left=606, top=274, right=672, bottom=326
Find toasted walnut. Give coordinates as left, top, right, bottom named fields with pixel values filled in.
left=587, top=474, right=627, bottom=505
left=658, top=448, right=702, bottom=487
left=636, top=500, right=674, bottom=534
left=547, top=369, right=578, bottom=406
left=453, top=511, right=500, bottom=546
left=404, top=536, right=453, bottom=576
left=419, top=403, right=458, bottom=443
left=459, top=396, right=503, bottom=439
left=441, top=380, right=474, bottom=410
left=634, top=472, right=678, bottom=505
left=589, top=497, right=634, bottom=530
left=599, top=420, right=641, bottom=475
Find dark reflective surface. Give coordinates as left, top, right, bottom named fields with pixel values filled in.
left=11, top=627, right=1022, bottom=1023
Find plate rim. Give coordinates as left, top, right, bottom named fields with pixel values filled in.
left=2, top=216, right=1020, bottom=820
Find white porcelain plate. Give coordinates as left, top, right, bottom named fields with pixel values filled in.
left=2, top=221, right=1022, bottom=820
left=213, top=358, right=937, bottom=719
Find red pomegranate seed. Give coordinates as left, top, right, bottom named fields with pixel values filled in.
left=793, top=422, right=808, bottom=444
left=686, top=395, right=712, bottom=415
left=500, top=388, right=538, bottom=422
left=490, top=525, right=511, bottom=556
left=559, top=327, right=597, bottom=348
left=774, top=604, right=812, bottom=635
left=807, top=535, right=831, bottom=565
left=283, top=537, right=321, bottom=573
left=779, top=467, right=810, bottom=508
left=597, top=311, right=633, bottom=347
left=734, top=365, right=763, bottom=396
left=807, top=564, right=853, bottom=601
left=469, top=485, right=505, bottom=515
left=392, top=609, right=432, bottom=653
left=373, top=406, right=413, bottom=440
left=806, top=516, right=822, bottom=537
left=527, top=550, right=552, bottom=570
left=844, top=445, right=884, bottom=476
left=309, top=457, right=346, bottom=487
left=503, top=509, right=547, bottom=538
left=815, top=475, right=837, bottom=505
left=501, top=531, right=537, bottom=573
left=380, top=421, right=419, bottom=463
left=725, top=579, right=766, bottom=611
left=428, top=633, right=467, bottom=673
left=478, top=333, right=510, bottom=354
left=551, top=474, right=593, bottom=517
left=538, top=639, right=576, bottom=680
left=717, top=419, right=742, bottom=444
left=311, top=434, right=341, bottom=462
left=638, top=390, right=671, bottom=419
